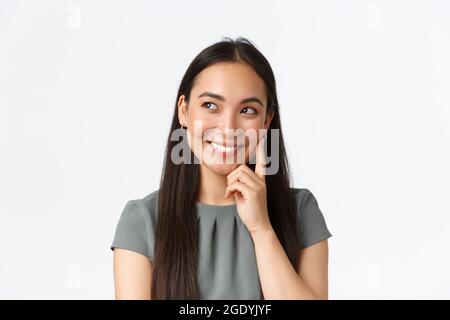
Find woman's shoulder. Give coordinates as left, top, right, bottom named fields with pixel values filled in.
left=137, top=189, right=160, bottom=212
left=289, top=187, right=317, bottom=206
left=135, top=188, right=160, bottom=205
left=124, top=189, right=160, bottom=224
left=289, top=187, right=312, bottom=197
left=288, top=186, right=323, bottom=215
left=288, top=187, right=332, bottom=249
left=110, top=189, right=160, bottom=260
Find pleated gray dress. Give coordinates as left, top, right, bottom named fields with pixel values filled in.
left=110, top=187, right=332, bottom=299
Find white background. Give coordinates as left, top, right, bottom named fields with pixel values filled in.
left=1, top=0, right=449, bottom=299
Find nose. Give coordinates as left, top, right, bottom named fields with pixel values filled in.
left=219, top=111, right=238, bottom=136
left=222, top=110, right=237, bottom=132
left=218, top=112, right=245, bottom=145
left=215, top=111, right=242, bottom=144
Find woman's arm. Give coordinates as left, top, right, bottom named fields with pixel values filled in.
left=224, top=141, right=330, bottom=299
left=113, top=248, right=153, bottom=299
left=251, top=227, right=329, bottom=300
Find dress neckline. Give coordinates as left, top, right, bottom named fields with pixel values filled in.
left=195, top=201, right=236, bottom=208
left=195, top=201, right=238, bottom=217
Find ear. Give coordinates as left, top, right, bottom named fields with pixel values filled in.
left=177, top=95, right=188, bottom=126
left=263, top=111, right=274, bottom=130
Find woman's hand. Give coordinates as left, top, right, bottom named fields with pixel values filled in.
left=224, top=136, right=272, bottom=235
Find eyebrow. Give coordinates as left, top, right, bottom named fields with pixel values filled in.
left=198, top=91, right=264, bottom=107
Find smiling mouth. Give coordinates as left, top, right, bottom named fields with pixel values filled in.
left=205, top=141, right=244, bottom=153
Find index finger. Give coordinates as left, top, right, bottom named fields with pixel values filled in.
left=255, top=134, right=268, bottom=179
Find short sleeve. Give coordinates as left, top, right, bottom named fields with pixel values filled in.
left=294, top=188, right=332, bottom=249
left=110, top=200, right=152, bottom=260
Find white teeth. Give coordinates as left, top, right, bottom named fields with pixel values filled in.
left=211, top=142, right=237, bottom=153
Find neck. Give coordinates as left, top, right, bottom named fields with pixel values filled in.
left=197, top=165, right=236, bottom=205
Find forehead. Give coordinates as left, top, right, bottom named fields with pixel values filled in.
left=191, top=62, right=267, bottom=105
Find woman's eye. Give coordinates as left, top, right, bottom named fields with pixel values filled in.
left=241, top=107, right=257, bottom=114
left=202, top=102, right=218, bottom=111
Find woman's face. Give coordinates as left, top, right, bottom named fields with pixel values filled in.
left=178, top=62, right=273, bottom=175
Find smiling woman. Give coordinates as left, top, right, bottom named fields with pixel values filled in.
left=111, top=37, right=332, bottom=300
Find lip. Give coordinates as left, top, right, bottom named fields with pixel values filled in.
left=205, top=140, right=244, bottom=154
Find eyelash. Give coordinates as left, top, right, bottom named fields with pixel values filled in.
left=201, top=102, right=257, bottom=114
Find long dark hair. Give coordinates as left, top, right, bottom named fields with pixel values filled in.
left=151, top=37, right=300, bottom=299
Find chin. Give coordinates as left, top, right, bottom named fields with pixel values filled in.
left=206, top=163, right=239, bottom=176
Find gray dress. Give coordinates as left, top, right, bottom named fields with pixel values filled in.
left=110, top=187, right=332, bottom=299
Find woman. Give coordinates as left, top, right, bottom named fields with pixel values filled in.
left=111, top=37, right=332, bottom=300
